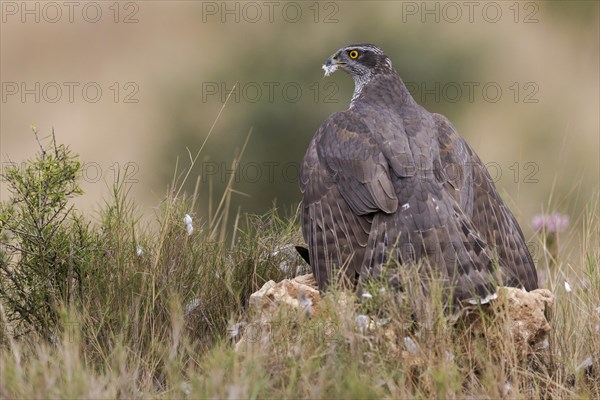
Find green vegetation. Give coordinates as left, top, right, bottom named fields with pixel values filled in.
left=0, top=132, right=598, bottom=398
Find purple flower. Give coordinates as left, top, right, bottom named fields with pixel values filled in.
left=531, top=213, right=570, bottom=233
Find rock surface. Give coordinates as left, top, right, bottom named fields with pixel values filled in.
left=457, top=286, right=554, bottom=354
left=234, top=274, right=320, bottom=351
left=234, top=273, right=555, bottom=354
left=499, top=286, right=554, bottom=349
left=248, top=273, right=320, bottom=319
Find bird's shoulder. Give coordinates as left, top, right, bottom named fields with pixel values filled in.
left=317, top=110, right=372, bottom=139
left=300, top=110, right=398, bottom=215
left=305, top=110, right=381, bottom=167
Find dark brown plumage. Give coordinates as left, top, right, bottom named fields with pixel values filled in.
left=299, top=44, right=537, bottom=303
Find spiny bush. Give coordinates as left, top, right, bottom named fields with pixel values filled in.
left=0, top=129, right=95, bottom=341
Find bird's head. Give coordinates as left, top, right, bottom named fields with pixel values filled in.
left=322, top=44, right=393, bottom=79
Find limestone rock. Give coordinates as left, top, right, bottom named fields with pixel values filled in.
left=235, top=273, right=554, bottom=355
left=499, top=287, right=554, bottom=349
left=234, top=274, right=320, bottom=352
left=460, top=286, right=554, bottom=353
left=248, top=273, right=320, bottom=319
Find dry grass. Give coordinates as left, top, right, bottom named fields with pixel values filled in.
left=0, top=130, right=598, bottom=399
left=0, top=217, right=598, bottom=399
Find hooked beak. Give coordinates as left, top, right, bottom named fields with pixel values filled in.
left=322, top=54, right=345, bottom=77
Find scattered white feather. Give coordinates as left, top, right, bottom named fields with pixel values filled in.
left=289, top=345, right=301, bottom=357
left=361, top=291, right=373, bottom=299
left=564, top=281, right=572, bottom=292
left=576, top=355, right=595, bottom=372
left=355, top=314, right=370, bottom=331
left=136, top=245, right=143, bottom=256
left=183, top=214, right=194, bottom=235
left=228, top=322, right=246, bottom=339
left=261, top=331, right=270, bottom=346
left=466, top=292, right=498, bottom=305
left=403, top=337, right=419, bottom=355
left=541, top=338, right=549, bottom=349
left=180, top=381, right=192, bottom=396
left=298, top=292, right=313, bottom=317
left=378, top=287, right=387, bottom=294
left=595, top=306, right=600, bottom=314
left=402, top=203, right=410, bottom=211
left=322, top=63, right=339, bottom=77
left=184, top=298, right=202, bottom=315
left=278, top=261, right=291, bottom=274
left=375, top=317, right=391, bottom=328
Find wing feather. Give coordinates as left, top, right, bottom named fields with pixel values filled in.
left=434, top=113, right=537, bottom=290
left=300, top=100, right=536, bottom=301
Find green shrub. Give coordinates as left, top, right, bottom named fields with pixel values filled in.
left=0, top=129, right=94, bottom=341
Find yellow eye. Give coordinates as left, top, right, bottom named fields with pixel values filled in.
left=349, top=50, right=359, bottom=59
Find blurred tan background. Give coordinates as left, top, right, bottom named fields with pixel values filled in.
left=1, top=1, right=598, bottom=247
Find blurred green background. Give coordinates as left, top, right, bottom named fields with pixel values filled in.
left=1, top=1, right=598, bottom=244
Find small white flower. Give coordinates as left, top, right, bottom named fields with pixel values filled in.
left=564, top=281, right=572, bottom=292
left=361, top=291, right=373, bottom=299
left=136, top=245, right=143, bottom=256
left=183, top=214, right=193, bottom=225
left=186, top=223, right=194, bottom=236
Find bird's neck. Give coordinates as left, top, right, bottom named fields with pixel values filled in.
left=350, top=72, right=373, bottom=106
left=349, top=72, right=414, bottom=109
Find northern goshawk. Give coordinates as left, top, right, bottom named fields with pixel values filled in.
left=299, top=44, right=537, bottom=303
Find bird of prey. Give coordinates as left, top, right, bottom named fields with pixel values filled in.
left=299, top=44, right=537, bottom=303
